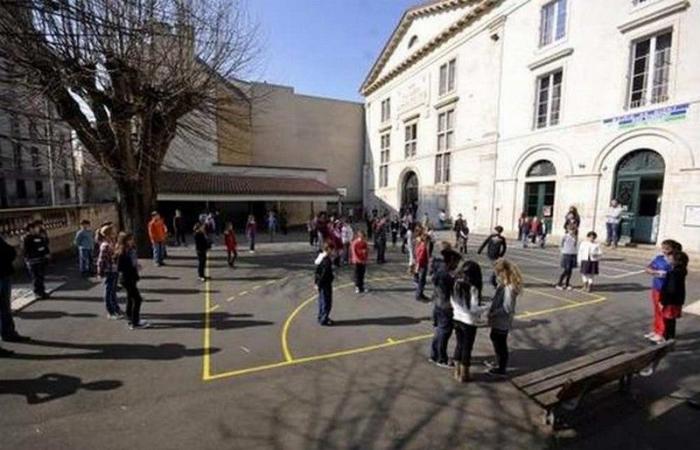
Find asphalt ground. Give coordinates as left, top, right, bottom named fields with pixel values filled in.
left=1, top=231, right=699, bottom=450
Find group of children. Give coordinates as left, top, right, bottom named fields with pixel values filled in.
left=517, top=214, right=547, bottom=248
left=556, top=227, right=602, bottom=292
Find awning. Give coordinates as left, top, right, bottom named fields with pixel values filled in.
left=157, top=170, right=340, bottom=202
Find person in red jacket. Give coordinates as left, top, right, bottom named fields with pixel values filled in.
left=414, top=231, right=430, bottom=301
left=223, top=222, right=238, bottom=268
left=351, top=230, right=369, bottom=294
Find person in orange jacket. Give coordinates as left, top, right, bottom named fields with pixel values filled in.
left=223, top=222, right=238, bottom=268
left=351, top=230, right=369, bottom=294
left=148, top=211, right=168, bottom=266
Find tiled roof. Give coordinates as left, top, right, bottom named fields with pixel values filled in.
left=159, top=171, right=339, bottom=197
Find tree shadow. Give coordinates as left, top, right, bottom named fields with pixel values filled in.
left=48, top=296, right=163, bottom=303
left=0, top=373, right=122, bottom=405
left=332, top=316, right=430, bottom=327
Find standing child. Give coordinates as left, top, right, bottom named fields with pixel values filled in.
left=485, top=259, right=523, bottom=377
left=148, top=211, right=168, bottom=266
left=23, top=221, right=50, bottom=300
left=578, top=231, right=602, bottom=292
left=556, top=226, right=579, bottom=290
left=414, top=232, right=430, bottom=301
left=390, top=216, right=400, bottom=247
left=644, top=240, right=682, bottom=343
left=429, top=247, right=460, bottom=369
left=74, top=220, right=95, bottom=277
left=660, top=251, right=688, bottom=341
left=194, top=223, right=211, bottom=282
left=351, top=230, right=369, bottom=294
left=477, top=226, right=507, bottom=288
left=245, top=215, right=257, bottom=253
left=116, top=232, right=149, bottom=329
left=96, top=224, right=122, bottom=319
left=341, top=219, right=353, bottom=265
left=314, top=243, right=335, bottom=326
left=223, top=222, right=238, bottom=268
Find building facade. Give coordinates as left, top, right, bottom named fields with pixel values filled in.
left=362, top=0, right=700, bottom=251
left=0, top=62, right=79, bottom=209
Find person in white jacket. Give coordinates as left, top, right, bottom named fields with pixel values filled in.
left=451, top=260, right=490, bottom=383
left=578, top=231, right=602, bottom=292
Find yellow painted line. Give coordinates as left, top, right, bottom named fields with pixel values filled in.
left=514, top=297, right=606, bottom=319
left=526, top=288, right=580, bottom=305
left=202, top=258, right=212, bottom=381
left=387, top=338, right=396, bottom=343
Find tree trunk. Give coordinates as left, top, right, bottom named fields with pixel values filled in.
left=117, top=174, right=158, bottom=258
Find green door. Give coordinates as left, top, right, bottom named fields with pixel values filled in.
left=524, top=181, right=555, bottom=231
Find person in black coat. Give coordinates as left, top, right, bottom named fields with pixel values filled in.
left=23, top=221, right=50, bottom=299
left=1, top=235, right=30, bottom=355
left=660, top=251, right=688, bottom=340
left=314, top=243, right=335, bottom=326
left=477, top=226, right=507, bottom=288
left=116, top=232, right=149, bottom=329
left=194, top=223, right=212, bottom=282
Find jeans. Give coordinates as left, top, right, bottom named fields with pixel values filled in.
left=453, top=321, right=478, bottom=366
left=309, top=231, right=317, bottom=246
left=606, top=222, right=620, bottom=246
left=27, top=261, right=47, bottom=296
left=343, top=243, right=350, bottom=265
left=78, top=248, right=93, bottom=274
left=354, top=264, right=366, bottom=292
left=197, top=251, right=207, bottom=278
left=489, top=328, right=509, bottom=373
left=414, top=265, right=428, bottom=299
left=249, top=234, right=256, bottom=251
left=123, top=279, right=143, bottom=326
left=152, top=242, right=165, bottom=265
left=0, top=277, right=17, bottom=338
left=103, top=272, right=120, bottom=315
left=317, top=284, right=333, bottom=324
left=176, top=230, right=186, bottom=246
left=227, top=250, right=237, bottom=267
left=376, top=241, right=386, bottom=264
left=430, top=306, right=454, bottom=364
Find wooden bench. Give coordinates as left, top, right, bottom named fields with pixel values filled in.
left=511, top=341, right=675, bottom=428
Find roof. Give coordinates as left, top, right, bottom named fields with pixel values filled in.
left=360, top=0, right=501, bottom=96
left=158, top=171, right=339, bottom=198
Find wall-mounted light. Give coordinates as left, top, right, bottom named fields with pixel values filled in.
left=490, top=32, right=500, bottom=41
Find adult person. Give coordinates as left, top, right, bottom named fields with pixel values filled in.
left=194, top=223, right=211, bottom=282
left=173, top=209, right=186, bottom=246
left=605, top=199, right=624, bottom=248
left=453, top=214, right=469, bottom=254
left=314, top=242, right=335, bottom=326
left=390, top=216, right=400, bottom=247
left=266, top=210, right=277, bottom=242
left=438, top=209, right=448, bottom=230
left=451, top=260, right=487, bottom=383
left=477, top=226, right=507, bottom=288
left=564, top=206, right=581, bottom=232
left=23, top=221, right=50, bottom=300
left=485, top=259, right=523, bottom=377
left=1, top=234, right=30, bottom=350
left=374, top=214, right=388, bottom=264
left=147, top=211, right=168, bottom=267
left=429, top=245, right=460, bottom=368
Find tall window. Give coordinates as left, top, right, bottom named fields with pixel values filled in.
left=31, top=146, right=40, bottom=171
left=379, top=133, right=390, bottom=188
left=435, top=109, right=454, bottom=183
left=35, top=180, right=44, bottom=200
left=627, top=30, right=672, bottom=109
left=10, top=114, right=22, bottom=170
left=16, top=179, right=27, bottom=199
left=539, top=0, right=567, bottom=47
left=404, top=122, right=417, bottom=158
left=64, top=183, right=71, bottom=199
left=439, top=59, right=456, bottom=96
left=534, top=69, right=563, bottom=129
left=381, top=98, right=391, bottom=123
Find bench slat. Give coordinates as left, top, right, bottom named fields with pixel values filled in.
left=512, top=347, right=625, bottom=390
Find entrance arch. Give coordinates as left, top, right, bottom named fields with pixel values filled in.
left=614, top=149, right=665, bottom=244
left=524, top=159, right=557, bottom=230
left=401, top=171, right=419, bottom=215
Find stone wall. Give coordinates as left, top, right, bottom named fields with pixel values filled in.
left=0, top=203, right=119, bottom=269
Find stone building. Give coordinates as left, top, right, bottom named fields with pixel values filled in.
left=361, top=0, right=700, bottom=251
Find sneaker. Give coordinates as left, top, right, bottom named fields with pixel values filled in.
left=486, top=368, right=507, bottom=377
left=483, top=360, right=496, bottom=370
left=566, top=286, right=573, bottom=291
left=129, top=321, right=151, bottom=330
left=643, top=332, right=656, bottom=339
left=355, top=287, right=361, bottom=294
left=555, top=285, right=564, bottom=291
left=428, top=358, right=438, bottom=365
left=436, top=362, right=452, bottom=369
left=107, top=314, right=120, bottom=320
left=198, top=277, right=207, bottom=282
left=651, top=334, right=666, bottom=344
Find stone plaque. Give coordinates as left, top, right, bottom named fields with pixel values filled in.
left=398, top=76, right=428, bottom=113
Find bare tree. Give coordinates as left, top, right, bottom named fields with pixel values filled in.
left=0, top=0, right=258, bottom=252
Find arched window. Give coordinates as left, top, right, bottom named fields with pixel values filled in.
left=616, top=149, right=665, bottom=175
left=526, top=160, right=556, bottom=177
left=408, top=35, right=418, bottom=49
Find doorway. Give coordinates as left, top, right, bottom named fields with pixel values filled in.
left=614, top=149, right=665, bottom=244
left=523, top=160, right=557, bottom=231
left=401, top=171, right=419, bottom=215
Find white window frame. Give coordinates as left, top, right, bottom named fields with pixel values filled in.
left=380, top=98, right=391, bottom=123
left=439, top=59, right=457, bottom=97
left=539, top=0, right=568, bottom=48
left=534, top=69, right=563, bottom=129
left=379, top=132, right=390, bottom=188
left=435, top=108, right=454, bottom=183
left=404, top=122, right=417, bottom=159
left=626, top=29, right=673, bottom=109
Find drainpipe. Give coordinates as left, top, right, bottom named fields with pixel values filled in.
left=45, top=98, right=57, bottom=207
left=490, top=20, right=507, bottom=230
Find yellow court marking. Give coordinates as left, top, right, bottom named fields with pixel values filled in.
left=202, top=259, right=213, bottom=380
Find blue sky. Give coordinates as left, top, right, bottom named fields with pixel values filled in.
left=246, top=0, right=417, bottom=102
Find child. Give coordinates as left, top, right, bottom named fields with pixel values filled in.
left=223, top=222, right=238, bottom=268
left=351, top=230, right=369, bottom=294
left=341, top=219, right=353, bottom=265
left=429, top=247, right=460, bottom=369
left=644, top=239, right=682, bottom=343
left=74, top=219, right=95, bottom=277
left=660, top=251, right=688, bottom=341
left=23, top=221, right=50, bottom=300
left=556, top=226, right=578, bottom=290
left=477, top=226, right=507, bottom=288
left=245, top=215, right=257, bottom=253
left=194, top=223, right=211, bottom=282
left=414, top=232, right=430, bottom=301
left=453, top=214, right=469, bottom=254
left=116, top=232, right=149, bottom=329
left=390, top=216, right=400, bottom=247
left=96, top=224, right=122, bottom=319
left=578, top=231, right=602, bottom=292
left=485, top=259, right=523, bottom=377
left=314, top=243, right=335, bottom=326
